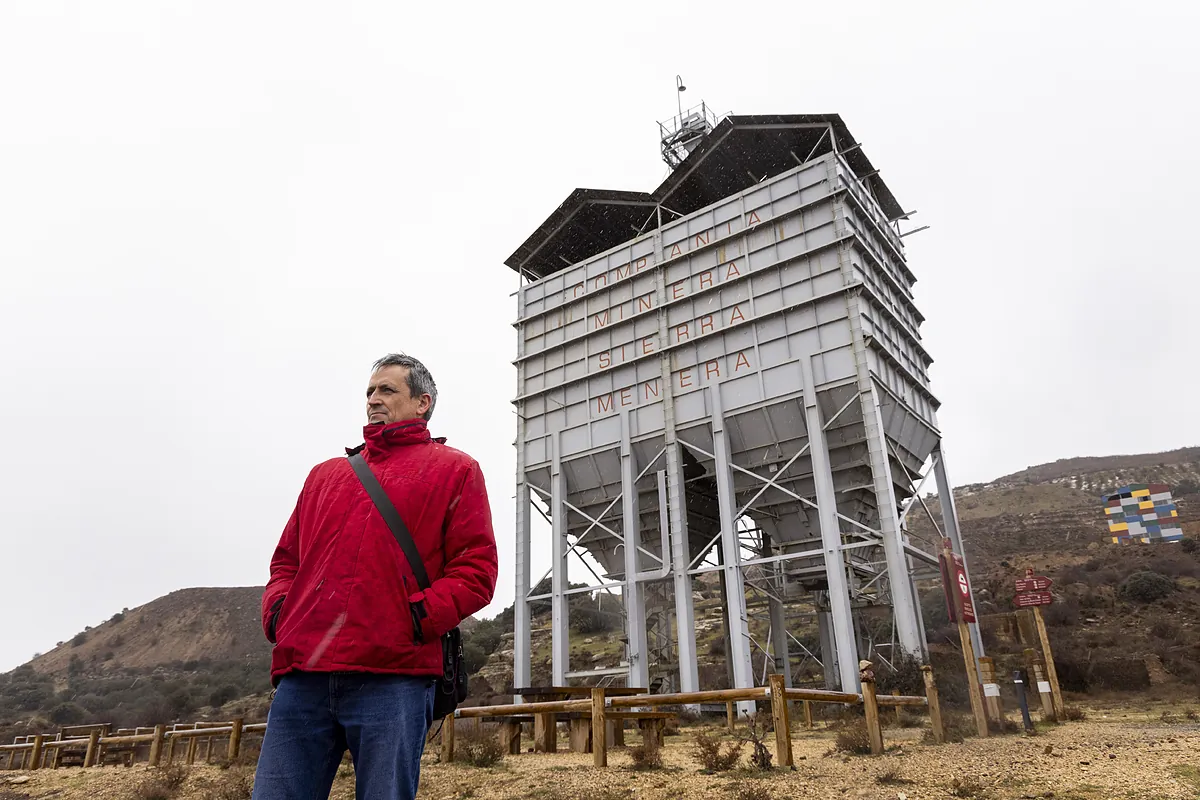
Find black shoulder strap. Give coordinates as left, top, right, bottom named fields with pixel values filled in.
left=347, top=452, right=431, bottom=590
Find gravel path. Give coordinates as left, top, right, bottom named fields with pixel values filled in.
left=3, top=714, right=1198, bottom=799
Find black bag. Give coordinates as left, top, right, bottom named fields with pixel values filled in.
left=348, top=452, right=469, bottom=719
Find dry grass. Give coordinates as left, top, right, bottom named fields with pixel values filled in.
left=727, top=781, right=773, bottom=800
left=690, top=730, right=743, bottom=772
left=875, top=764, right=913, bottom=785
left=833, top=721, right=872, bottom=755
left=204, top=768, right=254, bottom=800
left=628, top=734, right=662, bottom=770
left=457, top=724, right=506, bottom=768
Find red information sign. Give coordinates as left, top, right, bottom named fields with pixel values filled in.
left=1016, top=569, right=1053, bottom=593
left=939, top=550, right=977, bottom=624
left=1013, top=590, right=1053, bottom=608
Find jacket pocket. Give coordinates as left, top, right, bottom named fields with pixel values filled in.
left=404, top=576, right=426, bottom=644
left=267, top=596, right=286, bottom=644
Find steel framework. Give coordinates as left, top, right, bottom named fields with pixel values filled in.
left=507, top=112, right=980, bottom=712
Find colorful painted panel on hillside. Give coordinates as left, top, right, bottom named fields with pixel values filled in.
left=1102, top=483, right=1183, bottom=544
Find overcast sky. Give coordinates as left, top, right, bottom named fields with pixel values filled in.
left=2, top=1, right=1197, bottom=673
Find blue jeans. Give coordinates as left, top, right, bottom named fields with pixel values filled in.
left=252, top=672, right=436, bottom=800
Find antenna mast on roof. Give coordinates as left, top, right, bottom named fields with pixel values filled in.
left=659, top=76, right=717, bottom=169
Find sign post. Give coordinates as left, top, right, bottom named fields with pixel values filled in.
left=1015, top=569, right=1065, bottom=721
left=941, top=540, right=988, bottom=738
left=1013, top=670, right=1034, bottom=733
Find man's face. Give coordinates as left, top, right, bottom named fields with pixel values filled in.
left=366, top=366, right=431, bottom=425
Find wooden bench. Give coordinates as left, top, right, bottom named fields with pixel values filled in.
left=508, top=685, right=648, bottom=754
left=561, top=710, right=675, bottom=753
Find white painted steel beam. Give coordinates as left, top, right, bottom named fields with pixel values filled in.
left=932, top=446, right=986, bottom=670
left=801, top=355, right=861, bottom=693
left=711, top=388, right=756, bottom=718
left=861, top=381, right=925, bottom=659
left=513, top=480, right=532, bottom=700
left=550, top=435, right=570, bottom=686
left=621, top=412, right=650, bottom=690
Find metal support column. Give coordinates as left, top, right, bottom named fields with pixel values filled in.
left=550, top=434, right=570, bottom=686
left=768, top=591, right=792, bottom=687
left=667, top=441, right=700, bottom=693
left=861, top=381, right=925, bottom=658
left=711, top=388, right=755, bottom=718
left=801, top=356, right=861, bottom=693
left=621, top=413, right=650, bottom=690
left=513, top=480, right=532, bottom=700
left=932, top=445, right=985, bottom=667
left=817, top=608, right=838, bottom=690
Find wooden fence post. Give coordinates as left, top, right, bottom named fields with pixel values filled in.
left=1032, top=606, right=1066, bottom=721
left=148, top=725, right=166, bottom=767
left=978, top=656, right=1003, bottom=726
left=860, top=678, right=884, bottom=756
left=227, top=718, right=244, bottom=762
left=83, top=730, right=101, bottom=768
left=440, top=716, right=455, bottom=764
left=186, top=735, right=198, bottom=766
left=29, top=735, right=44, bottom=771
left=921, top=666, right=945, bottom=744
left=166, top=732, right=177, bottom=765
left=768, top=674, right=793, bottom=767
left=591, top=688, right=607, bottom=768
left=726, top=701, right=735, bottom=733
left=1029, top=656, right=1056, bottom=722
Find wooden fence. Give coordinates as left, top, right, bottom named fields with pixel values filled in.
left=0, top=718, right=266, bottom=771
left=439, top=669, right=945, bottom=768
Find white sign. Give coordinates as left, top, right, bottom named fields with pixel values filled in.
left=983, top=683, right=1001, bottom=697
left=1038, top=681, right=1052, bottom=693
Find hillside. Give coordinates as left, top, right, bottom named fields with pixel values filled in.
left=4, top=446, right=1199, bottom=735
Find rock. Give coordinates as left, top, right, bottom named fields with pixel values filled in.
left=7, top=776, right=31, bottom=785
left=583, top=638, right=593, bottom=644
left=1043, top=745, right=1053, bottom=755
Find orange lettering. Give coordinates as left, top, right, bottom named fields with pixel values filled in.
left=594, top=273, right=608, bottom=290
left=572, top=283, right=584, bottom=298
left=597, top=395, right=614, bottom=413
left=700, top=315, right=714, bottom=334
left=734, top=352, right=751, bottom=372
left=642, top=337, right=655, bottom=355
left=699, top=271, right=713, bottom=289
left=746, top=210, right=762, bottom=226
left=729, top=305, right=746, bottom=324
left=671, top=283, right=685, bottom=300
left=670, top=244, right=682, bottom=257
left=678, top=369, right=694, bottom=389
left=599, top=352, right=611, bottom=369
left=616, top=263, right=631, bottom=280
left=594, top=310, right=610, bottom=329
left=619, top=387, right=633, bottom=407
left=644, top=381, right=660, bottom=399
left=635, top=257, right=649, bottom=271
left=705, top=360, right=721, bottom=380
left=693, top=231, right=710, bottom=248
left=725, top=261, right=741, bottom=279
left=620, top=343, right=628, bottom=361
left=638, top=294, right=654, bottom=312
left=675, top=323, right=690, bottom=343
left=726, top=220, right=733, bottom=235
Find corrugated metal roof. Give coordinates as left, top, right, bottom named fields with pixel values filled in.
left=506, top=113, right=906, bottom=279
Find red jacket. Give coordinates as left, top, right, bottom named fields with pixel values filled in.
left=261, top=420, right=498, bottom=682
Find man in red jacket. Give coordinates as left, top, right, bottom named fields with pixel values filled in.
left=253, top=353, right=498, bottom=800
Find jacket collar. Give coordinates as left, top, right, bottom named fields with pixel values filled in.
left=350, top=419, right=444, bottom=460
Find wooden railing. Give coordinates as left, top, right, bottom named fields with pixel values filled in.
left=439, top=668, right=945, bottom=768
left=1, top=718, right=267, bottom=771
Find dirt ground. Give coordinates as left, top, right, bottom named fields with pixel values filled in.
left=3, top=699, right=1199, bottom=800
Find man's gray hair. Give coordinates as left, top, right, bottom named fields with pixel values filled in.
left=372, top=353, right=438, bottom=421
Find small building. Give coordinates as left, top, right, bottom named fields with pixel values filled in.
left=1103, top=483, right=1183, bottom=544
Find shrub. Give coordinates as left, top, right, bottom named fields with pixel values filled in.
left=1181, top=538, right=1198, bottom=554
left=834, top=721, right=872, bottom=755
left=923, top=712, right=977, bottom=744
left=1062, top=706, right=1087, bottom=721
left=728, top=782, right=772, bottom=800
left=209, top=684, right=240, bottom=708
left=206, top=768, right=254, bottom=800
left=457, top=723, right=505, bottom=767
left=876, top=764, right=912, bottom=785
left=949, top=777, right=985, bottom=798
left=71, top=632, right=88, bottom=647
left=628, top=734, right=662, bottom=770
left=738, top=717, right=772, bottom=771
left=874, top=652, right=924, bottom=697
left=1119, top=571, right=1175, bottom=602
left=691, top=730, right=743, bottom=771
left=111, top=612, right=126, bottom=623
left=48, top=702, right=87, bottom=725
